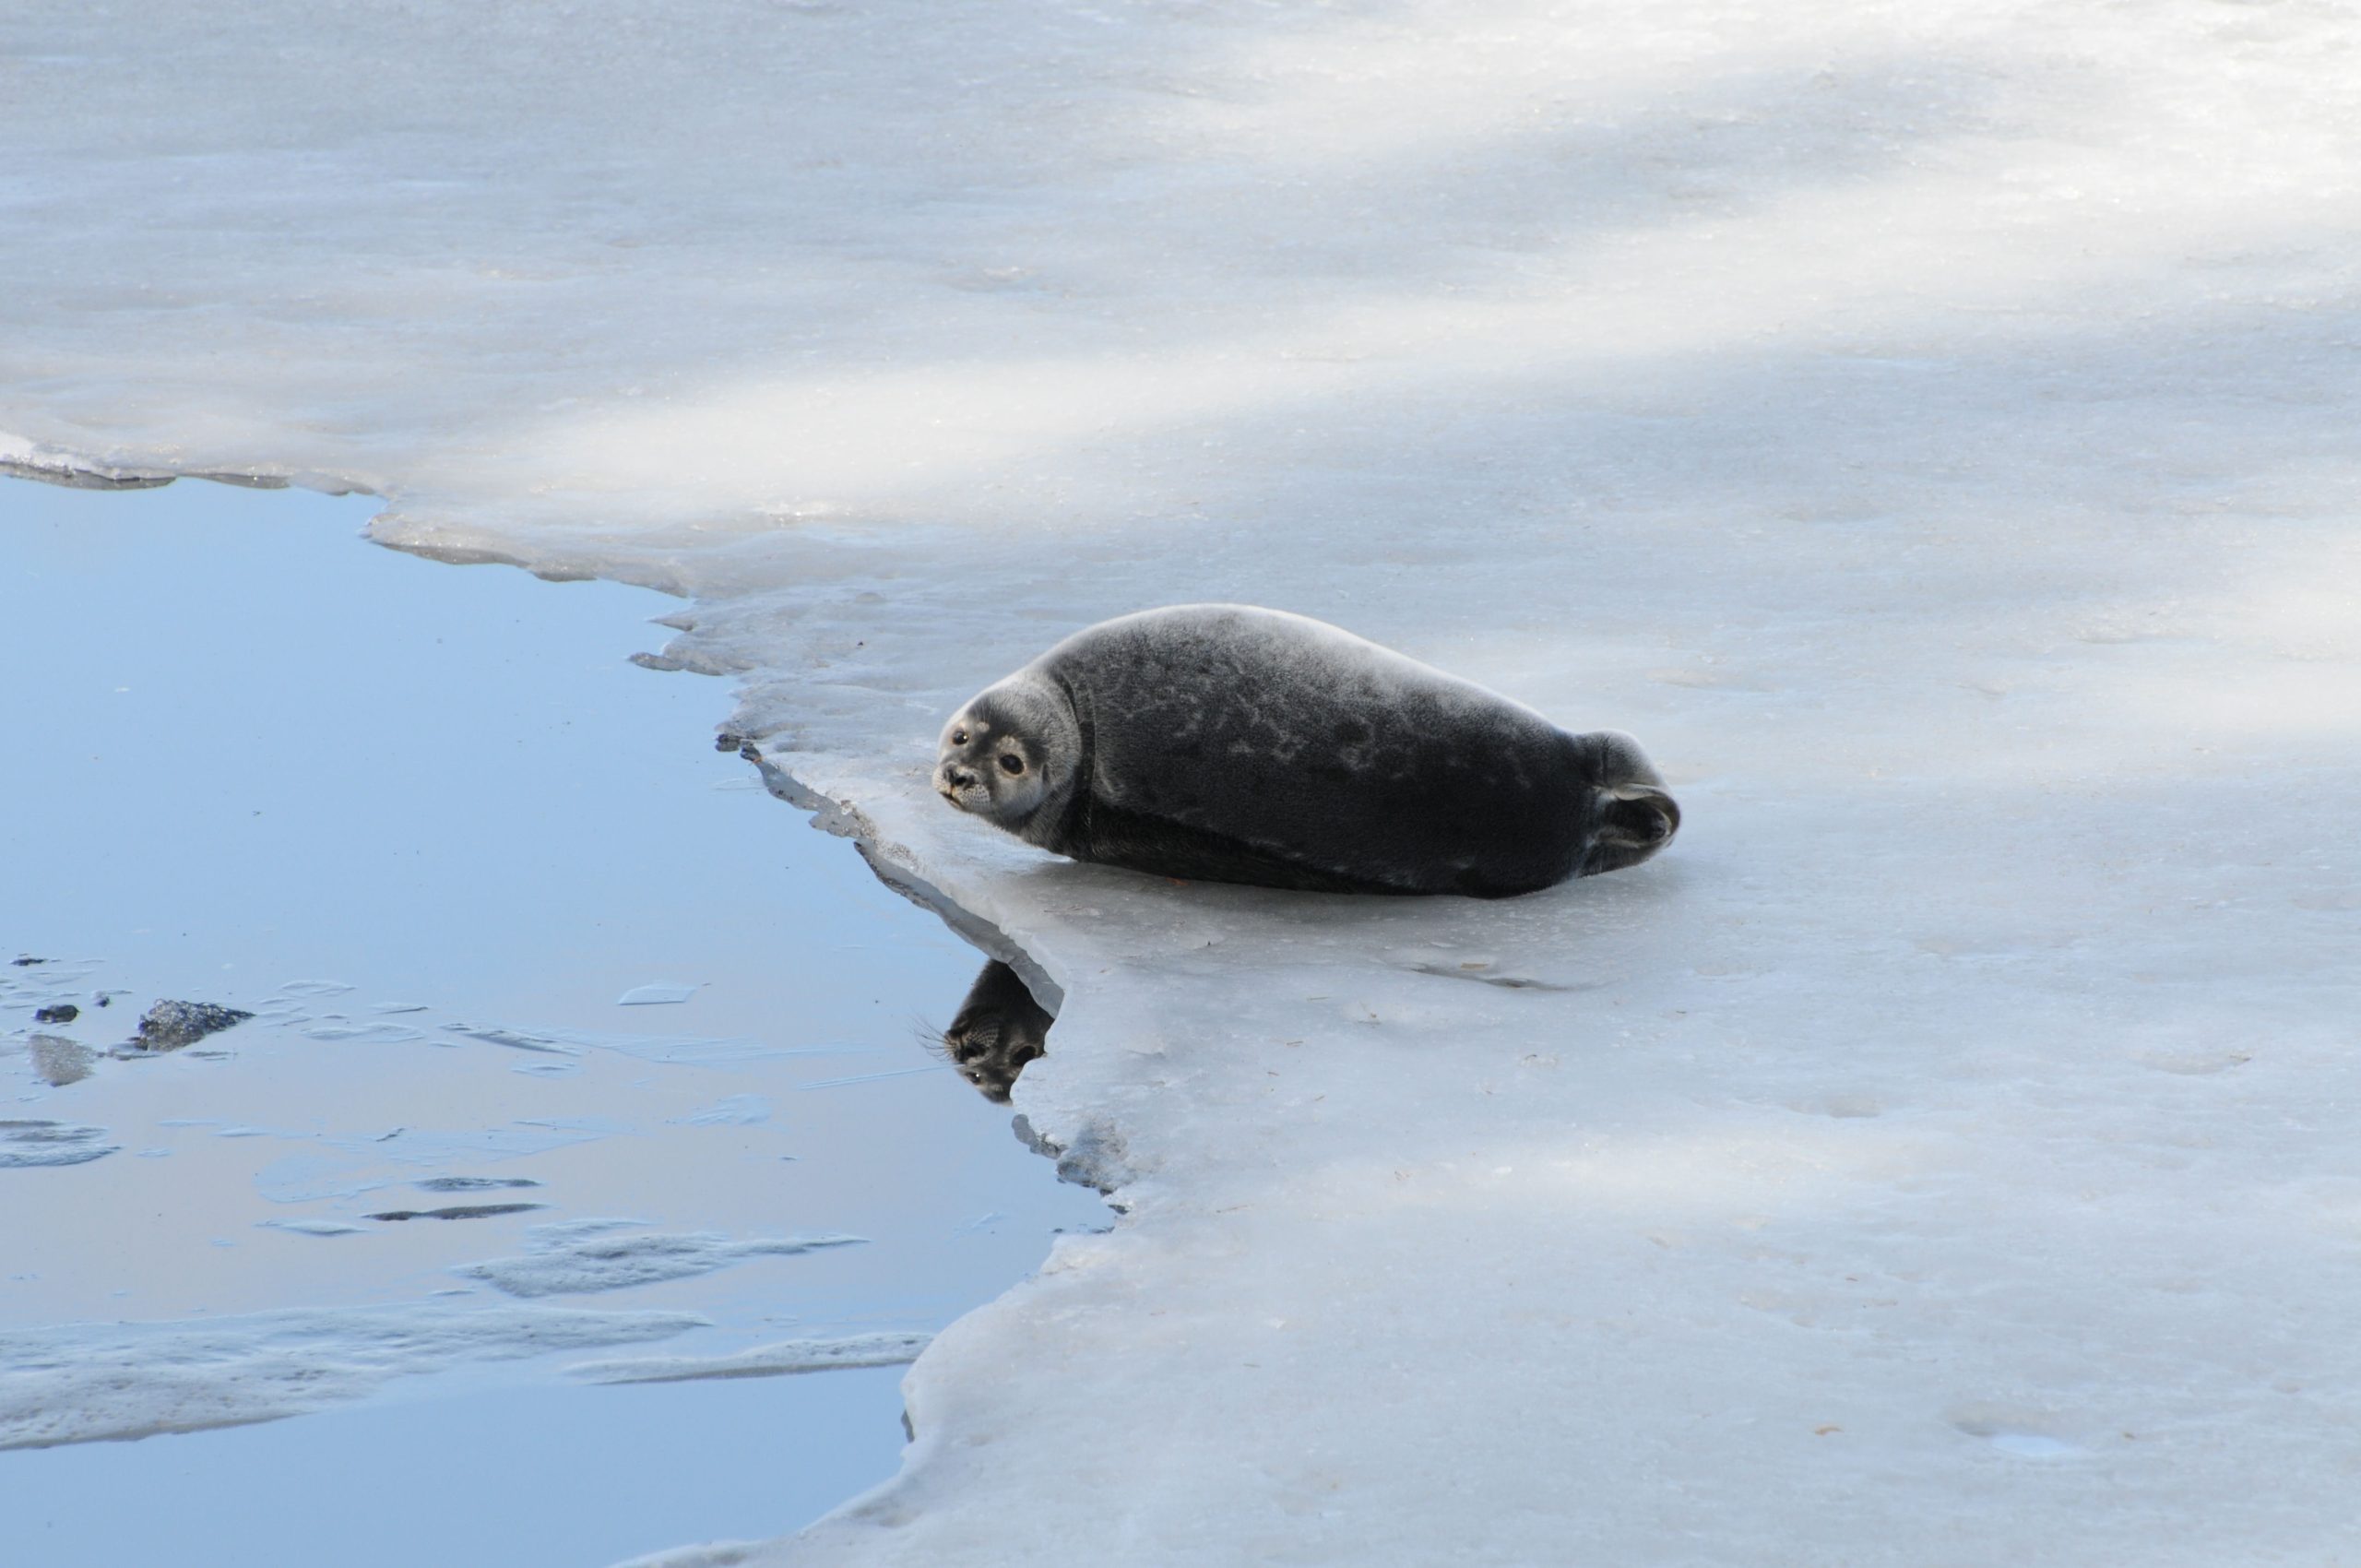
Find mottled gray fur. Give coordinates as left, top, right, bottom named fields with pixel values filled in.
left=933, top=605, right=1678, bottom=897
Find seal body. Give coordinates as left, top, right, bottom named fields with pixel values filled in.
left=933, top=604, right=1678, bottom=898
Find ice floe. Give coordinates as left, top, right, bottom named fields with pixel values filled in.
left=0, top=1303, right=703, bottom=1449
left=456, top=1219, right=865, bottom=1300
left=566, top=1332, right=932, bottom=1386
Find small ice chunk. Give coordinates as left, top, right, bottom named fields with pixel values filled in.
left=565, top=1330, right=932, bottom=1384
left=303, top=1022, right=426, bottom=1043
left=617, top=983, right=699, bottom=1006
left=28, top=1035, right=96, bottom=1087
left=0, top=1302, right=704, bottom=1448
left=0, top=1120, right=118, bottom=1168
left=260, top=1218, right=366, bottom=1237
left=457, top=1223, right=864, bottom=1298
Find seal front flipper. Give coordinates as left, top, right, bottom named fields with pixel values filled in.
left=1077, top=800, right=1413, bottom=895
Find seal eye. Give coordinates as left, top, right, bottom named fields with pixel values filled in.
left=951, top=729, right=969, bottom=745
left=998, top=754, right=1024, bottom=776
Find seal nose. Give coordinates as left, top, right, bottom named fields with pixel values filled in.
left=945, top=766, right=979, bottom=792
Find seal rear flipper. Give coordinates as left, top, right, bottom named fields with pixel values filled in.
left=1582, top=784, right=1680, bottom=876
left=1075, top=802, right=1417, bottom=895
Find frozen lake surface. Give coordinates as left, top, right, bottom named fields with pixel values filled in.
left=0, top=478, right=1103, bottom=1566
left=5, top=0, right=2360, bottom=1561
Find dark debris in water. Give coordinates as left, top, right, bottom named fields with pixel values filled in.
left=12, top=956, right=47, bottom=967
left=131, top=1000, right=256, bottom=1051
left=416, top=1176, right=543, bottom=1193
left=34, top=1004, right=79, bottom=1025
left=366, top=1204, right=548, bottom=1222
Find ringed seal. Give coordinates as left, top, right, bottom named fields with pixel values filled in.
left=932, top=604, right=1677, bottom=897
left=935, top=960, right=1055, bottom=1103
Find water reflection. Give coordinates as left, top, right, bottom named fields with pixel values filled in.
left=0, top=475, right=1112, bottom=1565
left=936, top=960, right=1055, bottom=1103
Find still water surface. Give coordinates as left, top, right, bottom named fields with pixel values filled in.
left=0, top=476, right=1097, bottom=1566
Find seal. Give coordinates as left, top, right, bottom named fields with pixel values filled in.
left=934, top=960, right=1054, bottom=1103
left=932, top=604, right=1678, bottom=897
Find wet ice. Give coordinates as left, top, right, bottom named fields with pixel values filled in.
left=456, top=1220, right=866, bottom=1300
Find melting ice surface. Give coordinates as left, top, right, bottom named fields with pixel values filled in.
left=0, top=479, right=1105, bottom=1566
left=5, top=2, right=2361, bottom=1562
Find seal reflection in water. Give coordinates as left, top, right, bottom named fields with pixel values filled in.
left=935, top=960, right=1054, bottom=1103
left=934, top=604, right=1679, bottom=897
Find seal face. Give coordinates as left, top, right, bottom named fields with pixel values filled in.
left=934, top=960, right=1054, bottom=1103
left=934, top=604, right=1678, bottom=897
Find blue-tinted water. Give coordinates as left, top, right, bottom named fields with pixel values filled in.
left=0, top=476, right=1097, bottom=1566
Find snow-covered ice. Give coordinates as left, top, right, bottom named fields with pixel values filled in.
left=6, top=0, right=2359, bottom=1562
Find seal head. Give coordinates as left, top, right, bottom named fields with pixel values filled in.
left=932, top=671, right=1081, bottom=842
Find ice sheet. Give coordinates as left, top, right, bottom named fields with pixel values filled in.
left=5, top=1, right=2359, bottom=1562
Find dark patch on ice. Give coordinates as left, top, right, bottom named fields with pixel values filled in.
left=367, top=1203, right=548, bottom=1222
left=33, top=1004, right=78, bottom=1024
left=416, top=1175, right=543, bottom=1193
left=260, top=1218, right=366, bottom=1237
left=11, top=956, right=47, bottom=967
left=1402, top=961, right=1591, bottom=992
left=932, top=959, right=1054, bottom=1103
left=0, top=1120, right=118, bottom=1168
left=130, top=999, right=255, bottom=1051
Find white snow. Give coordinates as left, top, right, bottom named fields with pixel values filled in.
left=6, top=0, right=2360, bottom=1562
